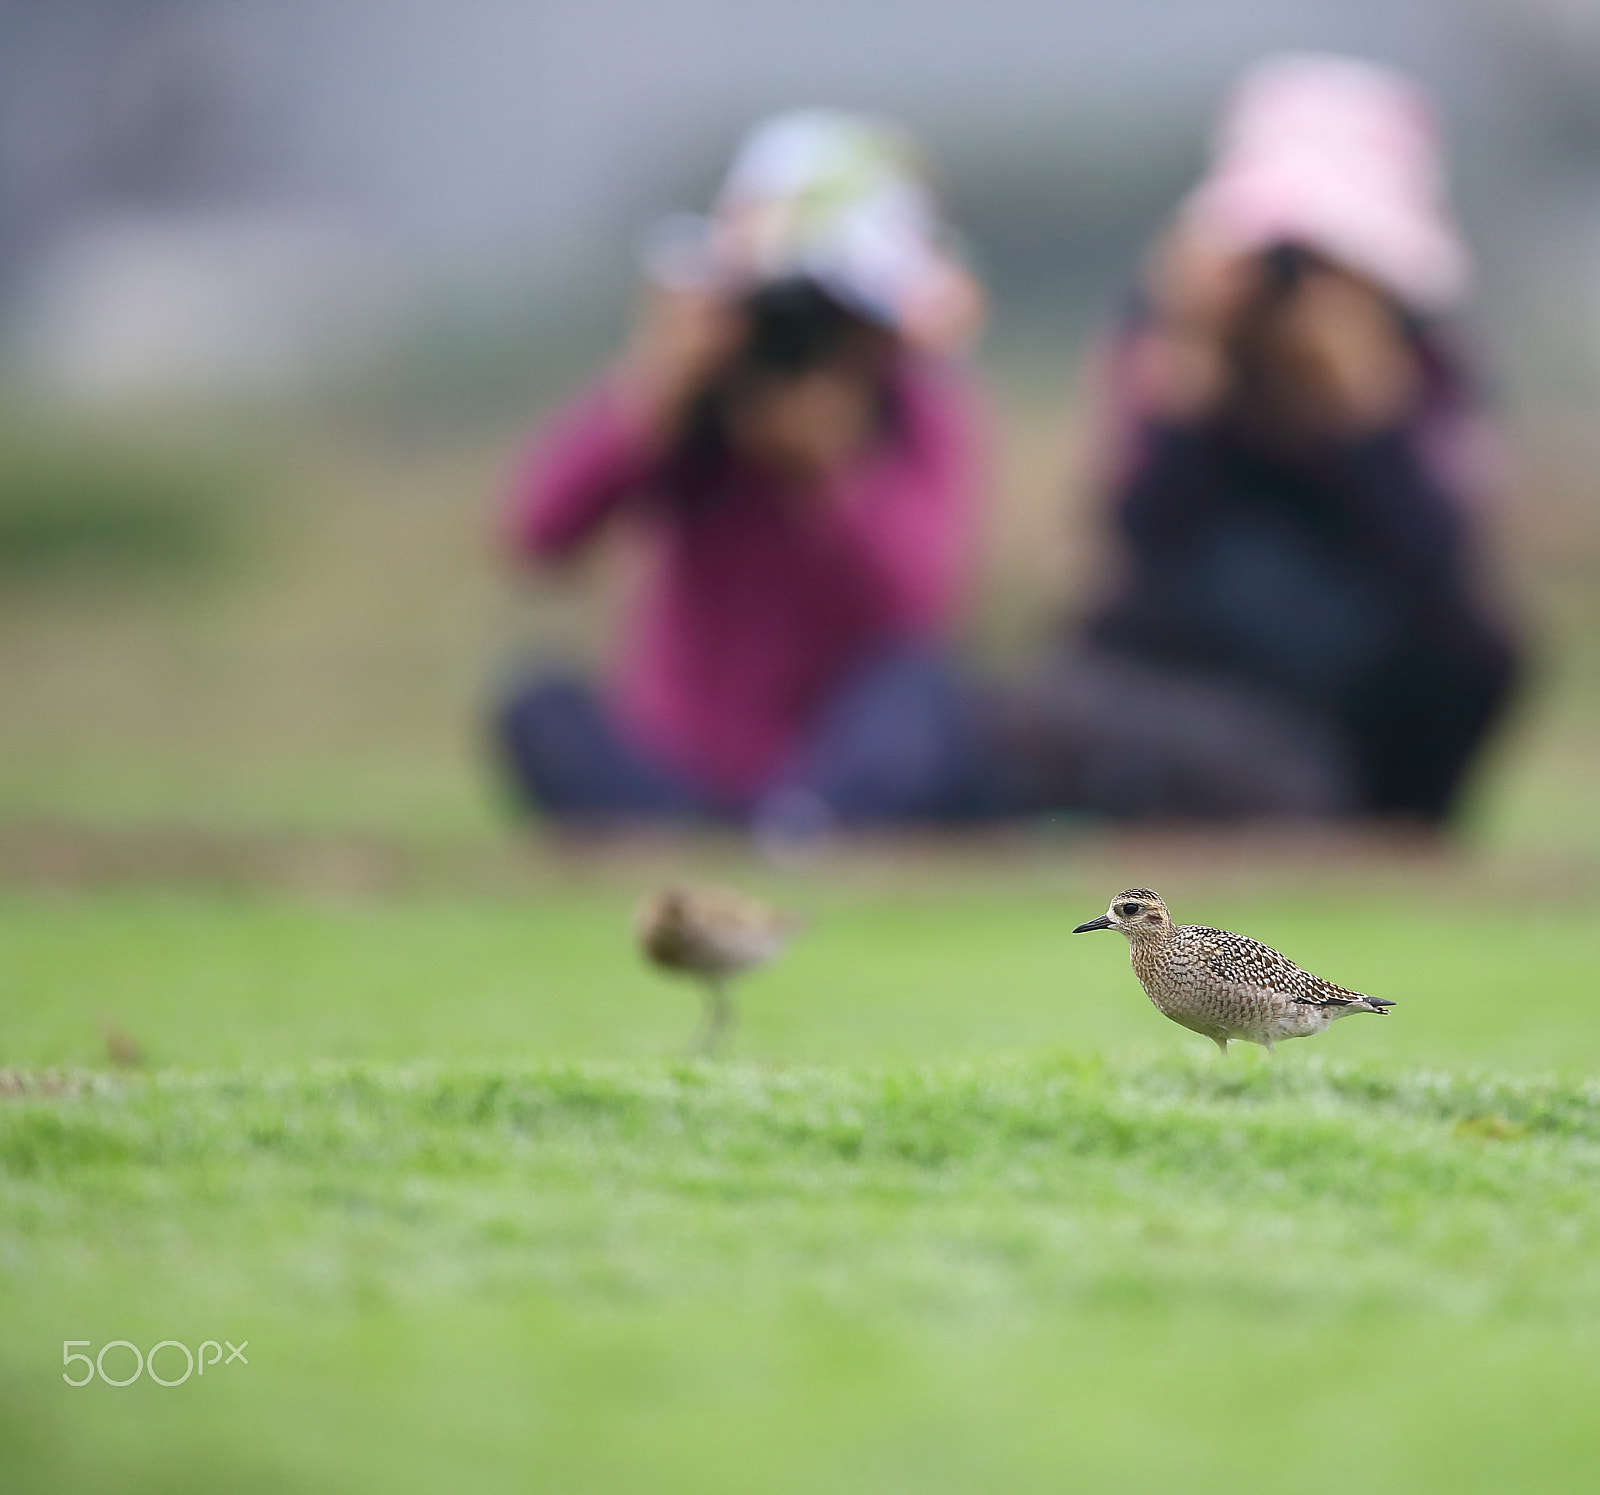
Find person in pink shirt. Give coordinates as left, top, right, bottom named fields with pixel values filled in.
left=497, top=112, right=994, bottom=831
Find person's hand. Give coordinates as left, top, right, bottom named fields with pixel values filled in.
left=1271, top=266, right=1419, bottom=434
left=1130, top=229, right=1261, bottom=421
left=615, top=284, right=745, bottom=442
left=897, top=261, right=987, bottom=355
left=1148, top=228, right=1260, bottom=335
left=1133, top=228, right=1420, bottom=437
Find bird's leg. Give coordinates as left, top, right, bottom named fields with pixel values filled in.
left=687, top=982, right=714, bottom=1058
left=1212, top=1036, right=1229, bottom=1057
left=713, top=985, right=736, bottom=1056
left=692, top=976, right=736, bottom=1058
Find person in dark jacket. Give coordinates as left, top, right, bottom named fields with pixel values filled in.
left=1071, top=54, right=1519, bottom=825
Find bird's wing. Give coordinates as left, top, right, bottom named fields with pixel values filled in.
left=1289, top=970, right=1374, bottom=1007
left=683, top=887, right=796, bottom=970
left=1185, top=927, right=1370, bottom=1007
left=719, top=911, right=796, bottom=966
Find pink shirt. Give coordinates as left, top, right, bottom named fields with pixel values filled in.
left=505, top=360, right=981, bottom=803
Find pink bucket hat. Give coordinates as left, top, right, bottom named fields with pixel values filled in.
left=1177, top=53, right=1471, bottom=312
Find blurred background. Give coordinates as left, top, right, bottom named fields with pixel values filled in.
left=10, top=9, right=1600, bottom=1494
left=2, top=0, right=1599, bottom=856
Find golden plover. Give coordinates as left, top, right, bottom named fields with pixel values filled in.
left=102, top=1023, right=145, bottom=1069
left=1073, top=887, right=1392, bottom=1054
left=635, top=884, right=799, bottom=1056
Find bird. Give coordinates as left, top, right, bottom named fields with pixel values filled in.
left=634, top=884, right=800, bottom=1056
left=102, top=1023, right=145, bottom=1069
left=1073, top=887, right=1393, bottom=1054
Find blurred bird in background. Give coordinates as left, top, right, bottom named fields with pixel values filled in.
left=102, top=1022, right=146, bottom=1069
left=634, top=884, right=801, bottom=1055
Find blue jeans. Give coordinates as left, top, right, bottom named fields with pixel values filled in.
left=494, top=647, right=1001, bottom=827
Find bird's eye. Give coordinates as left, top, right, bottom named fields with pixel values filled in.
left=1117, top=903, right=1140, bottom=918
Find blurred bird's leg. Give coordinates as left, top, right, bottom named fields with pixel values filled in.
left=713, top=979, right=737, bottom=1054
left=692, top=977, right=736, bottom=1058
left=1212, top=1036, right=1229, bottom=1056
left=707, top=977, right=736, bottom=1054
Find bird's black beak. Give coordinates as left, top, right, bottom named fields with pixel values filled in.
left=1073, top=915, right=1112, bottom=933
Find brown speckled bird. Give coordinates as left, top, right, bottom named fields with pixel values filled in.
left=102, top=1023, right=145, bottom=1069
left=635, top=885, right=799, bottom=1056
left=1073, top=888, right=1393, bottom=1054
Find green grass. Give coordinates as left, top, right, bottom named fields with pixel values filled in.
left=4, top=872, right=1600, bottom=1491
left=0, top=427, right=239, bottom=580
left=4, top=874, right=1600, bottom=1070
left=4, top=1052, right=1600, bottom=1493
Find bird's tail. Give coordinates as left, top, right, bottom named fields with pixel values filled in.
left=1307, top=990, right=1393, bottom=1016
